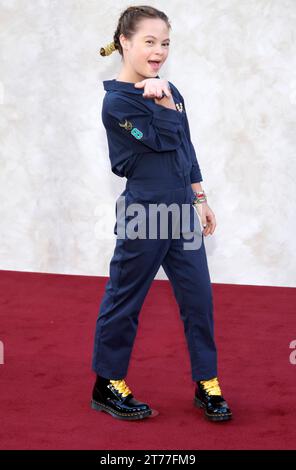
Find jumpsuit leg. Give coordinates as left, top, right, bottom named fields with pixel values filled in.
left=92, top=190, right=171, bottom=379
left=161, top=202, right=218, bottom=382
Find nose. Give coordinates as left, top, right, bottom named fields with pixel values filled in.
left=155, top=44, right=165, bottom=56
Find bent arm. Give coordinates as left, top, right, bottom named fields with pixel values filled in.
left=103, top=93, right=185, bottom=153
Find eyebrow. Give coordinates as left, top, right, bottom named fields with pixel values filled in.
left=144, top=35, right=170, bottom=41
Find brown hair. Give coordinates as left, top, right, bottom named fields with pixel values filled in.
left=100, top=5, right=171, bottom=57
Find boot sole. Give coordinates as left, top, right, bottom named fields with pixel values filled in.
left=91, top=399, right=152, bottom=421
left=194, top=396, right=232, bottom=422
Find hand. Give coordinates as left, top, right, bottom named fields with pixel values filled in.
left=134, top=78, right=172, bottom=99
left=194, top=202, right=217, bottom=236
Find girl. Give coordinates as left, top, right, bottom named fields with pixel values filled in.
left=91, top=5, right=232, bottom=422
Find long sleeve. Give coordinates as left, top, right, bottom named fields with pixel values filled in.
left=179, top=96, right=203, bottom=183
left=102, top=93, right=185, bottom=154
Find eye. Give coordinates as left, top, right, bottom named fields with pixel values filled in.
left=145, top=41, right=170, bottom=47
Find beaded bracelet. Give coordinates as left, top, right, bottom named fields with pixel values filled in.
left=192, top=190, right=207, bottom=205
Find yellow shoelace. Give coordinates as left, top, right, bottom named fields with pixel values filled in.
left=200, top=377, right=222, bottom=396
left=109, top=379, right=132, bottom=397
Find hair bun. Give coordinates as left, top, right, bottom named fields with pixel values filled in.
left=100, top=41, right=116, bottom=56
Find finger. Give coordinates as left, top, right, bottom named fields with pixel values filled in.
left=163, top=87, right=171, bottom=98
left=210, top=221, right=217, bottom=235
left=156, top=87, right=167, bottom=98
left=142, top=88, right=150, bottom=98
left=208, top=216, right=216, bottom=235
left=155, top=87, right=170, bottom=99
left=201, top=215, right=207, bottom=229
left=149, top=87, right=159, bottom=97
left=203, top=225, right=209, bottom=236
left=208, top=216, right=215, bottom=234
left=134, top=81, right=145, bottom=88
left=202, top=219, right=210, bottom=236
left=202, top=223, right=209, bottom=236
left=143, top=87, right=154, bottom=98
left=207, top=220, right=215, bottom=235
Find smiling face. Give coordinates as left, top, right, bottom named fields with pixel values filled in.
left=118, top=18, right=170, bottom=82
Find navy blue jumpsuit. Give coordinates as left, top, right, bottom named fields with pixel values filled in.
left=92, top=77, right=218, bottom=382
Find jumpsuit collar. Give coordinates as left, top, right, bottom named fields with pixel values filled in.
left=103, top=75, right=161, bottom=94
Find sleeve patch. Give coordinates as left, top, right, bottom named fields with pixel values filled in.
left=118, top=119, right=143, bottom=140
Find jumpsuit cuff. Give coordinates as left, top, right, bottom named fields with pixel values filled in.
left=190, top=163, right=203, bottom=183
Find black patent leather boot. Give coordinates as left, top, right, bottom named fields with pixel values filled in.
left=91, top=375, right=152, bottom=420
left=194, top=377, right=232, bottom=422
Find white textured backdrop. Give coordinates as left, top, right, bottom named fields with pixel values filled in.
left=0, top=0, right=295, bottom=287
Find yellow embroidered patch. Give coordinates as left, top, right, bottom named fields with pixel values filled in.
left=118, top=119, right=133, bottom=130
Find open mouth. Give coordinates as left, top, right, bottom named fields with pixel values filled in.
left=148, top=60, right=162, bottom=69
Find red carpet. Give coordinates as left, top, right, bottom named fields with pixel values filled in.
left=0, top=269, right=295, bottom=450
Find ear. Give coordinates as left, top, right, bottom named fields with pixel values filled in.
left=119, top=33, right=127, bottom=50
